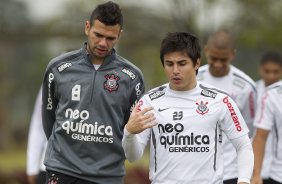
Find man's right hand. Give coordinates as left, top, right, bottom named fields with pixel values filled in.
left=126, top=105, right=156, bottom=134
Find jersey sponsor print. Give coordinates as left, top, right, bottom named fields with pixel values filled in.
left=62, top=108, right=114, bottom=143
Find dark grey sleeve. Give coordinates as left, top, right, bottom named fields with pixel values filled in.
left=124, top=73, right=145, bottom=124
left=42, top=67, right=57, bottom=139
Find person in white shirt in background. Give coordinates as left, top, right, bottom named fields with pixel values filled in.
left=197, top=31, right=257, bottom=184
left=255, top=51, right=282, bottom=184
left=26, top=87, right=47, bottom=184
left=252, top=80, right=282, bottom=184
left=122, top=31, right=254, bottom=184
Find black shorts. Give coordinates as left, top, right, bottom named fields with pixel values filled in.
left=263, top=178, right=272, bottom=184
left=45, top=170, right=96, bottom=184
left=36, top=171, right=46, bottom=184
left=223, top=178, right=237, bottom=184
left=267, top=178, right=282, bottom=184
left=223, top=177, right=282, bottom=184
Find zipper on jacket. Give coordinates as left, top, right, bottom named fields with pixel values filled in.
left=90, top=67, right=97, bottom=103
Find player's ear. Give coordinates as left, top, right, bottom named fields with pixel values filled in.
left=195, top=58, right=201, bottom=69
left=204, top=45, right=209, bottom=56
left=116, top=29, right=123, bottom=41
left=229, top=48, right=236, bottom=61
left=85, top=21, right=91, bottom=36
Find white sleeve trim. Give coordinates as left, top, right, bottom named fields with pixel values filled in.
left=122, top=128, right=147, bottom=162
left=254, top=123, right=272, bottom=131
left=230, top=134, right=254, bottom=184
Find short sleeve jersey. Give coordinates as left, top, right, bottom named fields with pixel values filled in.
left=255, top=79, right=273, bottom=179
left=197, top=64, right=256, bottom=180
left=136, top=82, right=249, bottom=184
left=254, top=80, right=282, bottom=183
left=256, top=80, right=266, bottom=103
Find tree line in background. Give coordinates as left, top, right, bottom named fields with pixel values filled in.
left=0, top=0, right=282, bottom=149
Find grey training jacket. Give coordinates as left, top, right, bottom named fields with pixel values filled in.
left=42, top=43, right=144, bottom=183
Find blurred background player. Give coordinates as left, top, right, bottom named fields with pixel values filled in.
left=26, top=87, right=47, bottom=184
left=197, top=31, right=256, bottom=184
left=257, top=51, right=282, bottom=100
left=252, top=80, right=282, bottom=184
left=255, top=51, right=282, bottom=184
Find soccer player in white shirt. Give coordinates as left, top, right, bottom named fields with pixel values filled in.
left=255, top=51, right=282, bottom=184
left=197, top=31, right=257, bottom=184
left=252, top=80, right=282, bottom=184
left=26, top=87, right=47, bottom=184
left=122, top=32, right=254, bottom=184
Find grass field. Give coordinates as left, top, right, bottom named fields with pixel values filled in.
left=0, top=145, right=150, bottom=172
left=0, top=145, right=27, bottom=184
left=0, top=145, right=150, bottom=184
left=0, top=146, right=26, bottom=172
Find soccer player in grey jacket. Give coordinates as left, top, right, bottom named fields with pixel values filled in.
left=41, top=1, right=144, bottom=184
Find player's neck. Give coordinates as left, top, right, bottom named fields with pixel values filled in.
left=91, top=57, right=104, bottom=65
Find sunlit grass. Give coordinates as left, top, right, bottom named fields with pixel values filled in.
left=0, top=146, right=26, bottom=172
left=0, top=144, right=150, bottom=183
left=0, top=145, right=149, bottom=172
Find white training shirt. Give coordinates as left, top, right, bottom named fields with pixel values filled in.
left=197, top=65, right=256, bottom=180
left=123, top=82, right=253, bottom=184
left=256, top=80, right=265, bottom=102
left=26, top=87, right=47, bottom=175
left=255, top=80, right=273, bottom=179
left=254, top=80, right=282, bottom=183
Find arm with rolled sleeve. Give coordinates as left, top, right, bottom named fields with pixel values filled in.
left=252, top=128, right=269, bottom=184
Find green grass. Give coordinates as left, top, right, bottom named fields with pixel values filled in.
left=0, top=145, right=150, bottom=172
left=0, top=146, right=26, bottom=172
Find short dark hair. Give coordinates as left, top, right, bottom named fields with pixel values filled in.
left=160, top=32, right=201, bottom=73
left=90, top=1, right=123, bottom=29
left=206, top=31, right=235, bottom=50
left=260, top=51, right=282, bottom=66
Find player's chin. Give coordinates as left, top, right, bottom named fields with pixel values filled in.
left=93, top=53, right=108, bottom=59
left=96, top=51, right=108, bottom=57
left=95, top=48, right=109, bottom=56
left=212, top=70, right=225, bottom=77
left=170, top=81, right=183, bottom=90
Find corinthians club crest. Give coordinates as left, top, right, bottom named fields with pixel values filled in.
left=104, top=74, right=120, bottom=92
left=47, top=173, right=59, bottom=184
left=196, top=99, right=209, bottom=115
